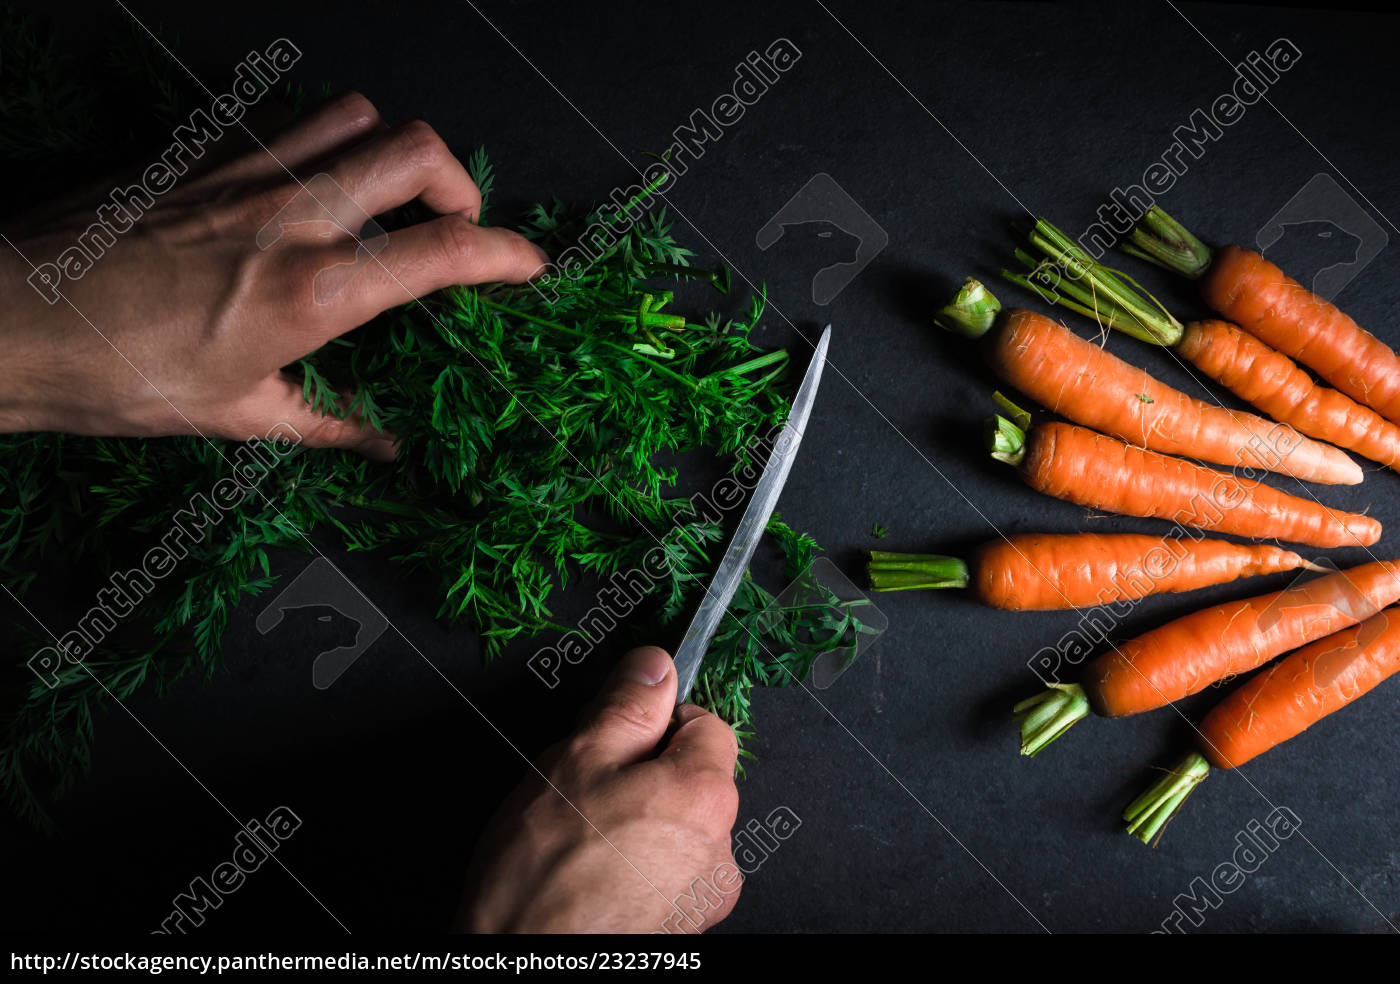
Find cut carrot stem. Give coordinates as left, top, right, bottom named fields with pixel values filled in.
left=1123, top=753, right=1211, bottom=846
left=1013, top=684, right=1091, bottom=756
left=1023, top=220, right=1184, bottom=345
left=1122, top=206, right=1213, bottom=279
left=936, top=278, right=1000, bottom=338
left=986, top=402, right=1028, bottom=466
left=867, top=552, right=970, bottom=591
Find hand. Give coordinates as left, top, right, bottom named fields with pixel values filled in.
left=0, top=91, right=548, bottom=457
left=458, top=646, right=743, bottom=934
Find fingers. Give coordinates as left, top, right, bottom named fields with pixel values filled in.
left=331, top=216, right=548, bottom=324
left=658, top=704, right=740, bottom=781
left=649, top=704, right=740, bottom=833
left=217, top=91, right=384, bottom=184
left=566, top=647, right=678, bottom=772
left=221, top=372, right=397, bottom=461
left=323, top=119, right=484, bottom=221
left=269, top=91, right=385, bottom=170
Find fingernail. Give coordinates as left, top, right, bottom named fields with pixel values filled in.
left=356, top=437, right=397, bottom=462
left=622, top=647, right=672, bottom=686
left=530, top=244, right=551, bottom=273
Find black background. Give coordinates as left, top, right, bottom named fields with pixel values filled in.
left=4, top=0, right=1400, bottom=935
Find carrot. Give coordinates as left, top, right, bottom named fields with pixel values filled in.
left=867, top=533, right=1317, bottom=610
left=986, top=398, right=1380, bottom=548
left=1122, top=607, right=1400, bottom=844
left=938, top=281, right=1360, bottom=484
left=1014, top=559, right=1400, bottom=756
left=1008, top=218, right=1400, bottom=475
left=1095, top=558, right=1399, bottom=715
left=1126, top=205, right=1400, bottom=427
left=1176, top=320, right=1400, bottom=472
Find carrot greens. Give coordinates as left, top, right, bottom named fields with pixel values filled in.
left=0, top=21, right=872, bottom=826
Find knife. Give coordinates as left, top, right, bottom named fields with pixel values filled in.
left=672, top=325, right=831, bottom=703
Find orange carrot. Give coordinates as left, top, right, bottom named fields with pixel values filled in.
left=1089, top=559, right=1400, bottom=717
left=1010, top=218, right=1400, bottom=475
left=867, top=533, right=1316, bottom=610
left=988, top=408, right=1380, bottom=549
left=1127, top=206, right=1400, bottom=427
left=1176, top=319, right=1400, bottom=473
left=1199, top=609, right=1400, bottom=768
left=1123, top=607, right=1400, bottom=844
left=1013, top=560, right=1400, bottom=757
left=939, top=282, right=1360, bottom=484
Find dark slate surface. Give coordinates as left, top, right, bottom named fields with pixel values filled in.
left=4, top=0, right=1399, bottom=934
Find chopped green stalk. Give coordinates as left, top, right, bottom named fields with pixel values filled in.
left=709, top=350, right=789, bottom=379
left=986, top=391, right=1033, bottom=466
left=601, top=308, right=688, bottom=332
left=937, top=277, right=1003, bottom=338
left=647, top=261, right=730, bottom=294
left=1123, top=752, right=1212, bottom=846
left=986, top=414, right=1026, bottom=466
left=1125, top=206, right=1214, bottom=280
left=1013, top=684, right=1091, bottom=756
left=1003, top=266, right=1139, bottom=335
left=992, top=390, right=1032, bottom=432
left=478, top=298, right=700, bottom=391
left=867, top=552, right=970, bottom=592
left=1004, top=248, right=1139, bottom=330
left=1017, top=218, right=1185, bottom=347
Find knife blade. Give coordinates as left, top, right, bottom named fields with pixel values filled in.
left=672, top=325, right=831, bottom=703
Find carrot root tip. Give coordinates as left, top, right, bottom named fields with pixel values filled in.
left=1013, top=683, right=1090, bottom=757
left=1123, top=752, right=1211, bottom=847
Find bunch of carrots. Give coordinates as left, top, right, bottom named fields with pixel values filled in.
left=870, top=204, right=1400, bottom=845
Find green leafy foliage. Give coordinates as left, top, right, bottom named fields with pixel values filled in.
left=0, top=15, right=876, bottom=826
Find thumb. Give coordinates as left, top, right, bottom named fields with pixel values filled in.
left=569, top=646, right=678, bottom=771
left=224, top=372, right=397, bottom=461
